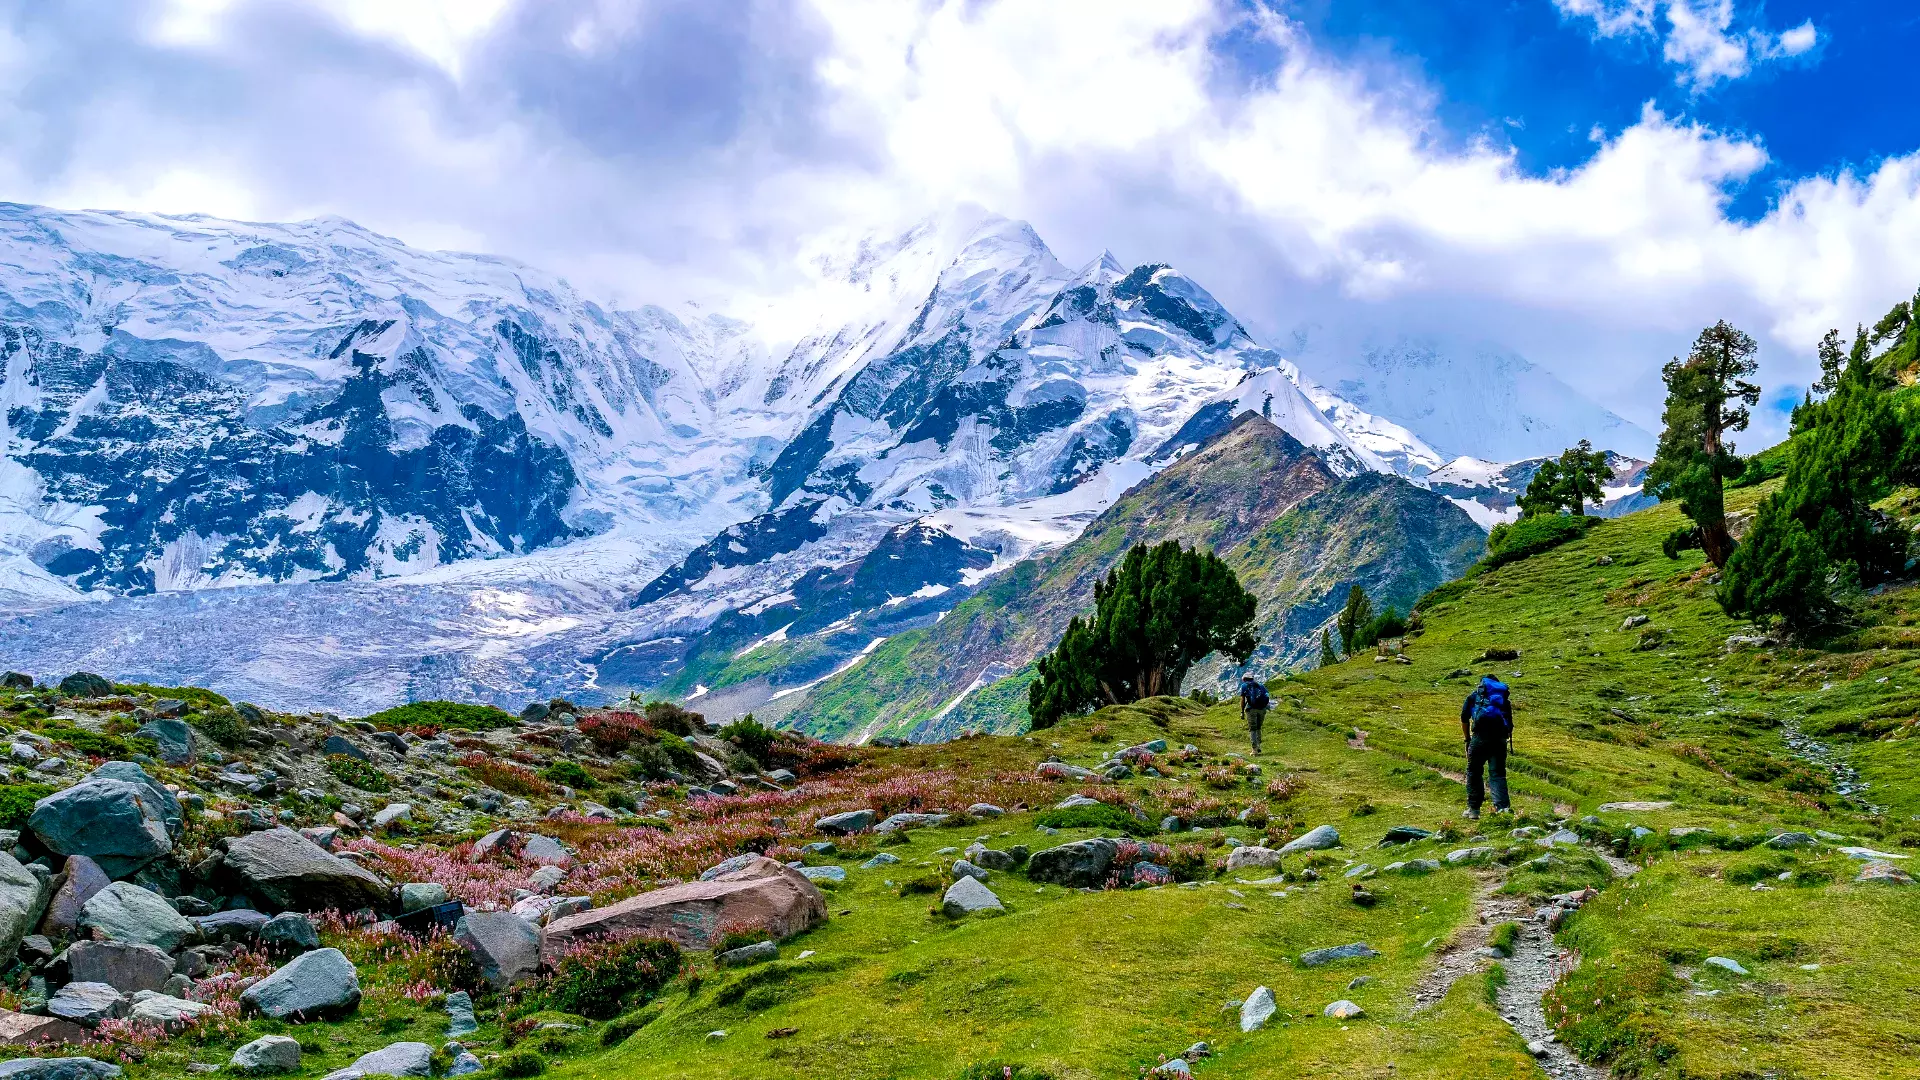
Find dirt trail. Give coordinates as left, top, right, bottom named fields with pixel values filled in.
left=1409, top=848, right=1635, bottom=1080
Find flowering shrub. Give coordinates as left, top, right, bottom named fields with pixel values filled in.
left=540, top=760, right=597, bottom=790
left=536, top=932, right=681, bottom=1019
left=578, top=710, right=654, bottom=754
left=1200, top=765, right=1240, bottom=790
left=642, top=701, right=703, bottom=736
left=460, top=754, right=553, bottom=797
left=1163, top=843, right=1210, bottom=882
left=1106, top=840, right=1175, bottom=888
left=1240, top=802, right=1270, bottom=829
left=324, top=919, right=483, bottom=994
left=1088, top=723, right=1112, bottom=742
left=1266, top=773, right=1306, bottom=802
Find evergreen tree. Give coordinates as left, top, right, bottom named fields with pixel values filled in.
left=1336, top=585, right=1374, bottom=657
left=1521, top=440, right=1612, bottom=517
left=1515, top=458, right=1565, bottom=519
left=1644, top=320, right=1761, bottom=566
left=1027, top=541, right=1259, bottom=728
left=1811, top=328, right=1846, bottom=399
left=1318, top=628, right=1339, bottom=668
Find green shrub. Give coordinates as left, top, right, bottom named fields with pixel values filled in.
left=642, top=701, right=703, bottom=737
left=1482, top=514, right=1598, bottom=570
left=955, top=1065, right=1055, bottom=1080
left=655, top=734, right=701, bottom=772
left=626, top=742, right=676, bottom=779
left=540, top=760, right=597, bottom=790
left=191, top=711, right=249, bottom=749
left=41, top=726, right=134, bottom=760
left=538, top=934, right=681, bottom=1020
left=496, top=1049, right=546, bottom=1077
left=0, top=784, right=55, bottom=830
left=326, top=755, right=392, bottom=792
left=113, top=683, right=230, bottom=708
left=1415, top=577, right=1473, bottom=612
left=599, top=1004, right=663, bottom=1046
left=719, top=715, right=776, bottom=763
left=896, top=875, right=944, bottom=897
left=360, top=701, right=514, bottom=731
left=1034, top=802, right=1155, bottom=837
left=1488, top=922, right=1519, bottom=958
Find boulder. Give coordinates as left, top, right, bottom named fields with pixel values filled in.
left=132, top=720, right=195, bottom=765
left=1703, top=956, right=1749, bottom=976
left=222, top=828, right=389, bottom=913
left=371, top=805, right=411, bottom=829
left=874, top=813, right=947, bottom=833
left=322, top=736, right=368, bottom=761
left=1225, top=846, right=1280, bottom=871
left=519, top=835, right=571, bottom=867
left=1300, top=942, right=1380, bottom=967
left=40, top=855, right=108, bottom=939
left=795, top=865, right=846, bottom=884
left=232, top=1034, right=303, bottom=1074
left=0, top=853, right=50, bottom=965
left=453, top=911, right=542, bottom=990
left=399, top=884, right=449, bottom=913
left=27, top=779, right=172, bottom=879
left=968, top=848, right=1018, bottom=872
left=56, top=673, right=112, bottom=698
left=240, top=947, right=362, bottom=1020
left=1378, top=826, right=1433, bottom=846
left=0, top=673, right=31, bottom=691
left=1278, top=825, right=1341, bottom=855
left=699, top=855, right=759, bottom=881
left=63, top=941, right=174, bottom=995
left=1858, top=860, right=1915, bottom=885
left=193, top=909, right=271, bottom=943
left=1536, top=830, right=1582, bottom=848
left=0, top=1011, right=88, bottom=1048
left=860, top=853, right=901, bottom=869
left=716, top=941, right=778, bottom=968
left=79, top=882, right=194, bottom=952
left=1595, top=801, right=1672, bottom=813
left=1054, top=794, right=1101, bottom=810
left=940, top=876, right=1003, bottom=918
left=82, top=762, right=182, bottom=840
left=0, top=1059, right=122, bottom=1080
left=1239, top=986, right=1276, bottom=1032
left=45, top=982, right=126, bottom=1027
left=1036, top=762, right=1095, bottom=780
left=444, top=1045, right=483, bottom=1077
left=468, top=830, right=521, bottom=862
left=814, top=811, right=875, bottom=836
left=1764, top=831, right=1817, bottom=850
left=260, top=912, right=321, bottom=956
left=1026, top=839, right=1119, bottom=888
left=543, top=855, right=825, bottom=956
left=332, top=1041, right=433, bottom=1079
left=1323, top=999, right=1365, bottom=1020
left=125, top=992, right=214, bottom=1032
left=966, top=804, right=1005, bottom=818
left=443, top=991, right=477, bottom=1037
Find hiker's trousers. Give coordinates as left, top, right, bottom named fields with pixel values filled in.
left=1245, top=707, right=1265, bottom=752
left=1467, top=735, right=1509, bottom=811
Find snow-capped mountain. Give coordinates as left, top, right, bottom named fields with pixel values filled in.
left=0, top=201, right=1603, bottom=720
left=1295, top=337, right=1655, bottom=464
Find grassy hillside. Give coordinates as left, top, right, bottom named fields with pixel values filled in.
left=787, top=416, right=1480, bottom=742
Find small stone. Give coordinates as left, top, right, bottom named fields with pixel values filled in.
left=371, top=804, right=412, bottom=829
left=444, top=990, right=477, bottom=1037
left=795, top=865, right=847, bottom=884
left=1536, top=830, right=1581, bottom=848
left=444, top=1044, right=483, bottom=1077
left=967, top=804, right=1004, bottom=817
left=860, top=853, right=901, bottom=869
left=716, top=941, right=778, bottom=968
left=1763, top=831, right=1816, bottom=850
left=231, top=1034, right=302, bottom=1074
left=814, top=810, right=876, bottom=836
left=1239, top=985, right=1276, bottom=1032
left=1379, top=826, right=1433, bottom=846
left=1858, top=860, right=1915, bottom=885
left=940, top=875, right=1004, bottom=918
left=1703, top=956, right=1749, bottom=976
left=1300, top=942, right=1380, bottom=967
left=333, top=1041, right=432, bottom=1079
left=1347, top=975, right=1373, bottom=990
left=1323, top=999, right=1365, bottom=1020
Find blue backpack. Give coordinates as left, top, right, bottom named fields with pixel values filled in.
left=1471, top=678, right=1512, bottom=741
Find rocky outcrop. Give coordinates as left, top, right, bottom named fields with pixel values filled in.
left=542, top=856, right=824, bottom=956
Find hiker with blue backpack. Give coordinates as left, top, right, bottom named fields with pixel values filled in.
left=1461, top=675, right=1513, bottom=819
left=1239, top=674, right=1269, bottom=754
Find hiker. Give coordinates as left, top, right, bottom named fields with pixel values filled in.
left=1460, top=675, right=1513, bottom=819
left=1239, top=674, right=1268, bottom=754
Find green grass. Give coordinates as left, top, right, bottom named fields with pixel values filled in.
left=360, top=700, right=515, bottom=730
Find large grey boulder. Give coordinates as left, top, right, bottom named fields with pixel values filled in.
left=940, top=876, right=1004, bottom=918
left=875, top=813, right=948, bottom=833
left=398, top=884, right=449, bottom=913
left=1239, top=986, right=1276, bottom=1032
left=259, top=912, right=321, bottom=956
left=814, top=810, right=876, bottom=836
left=330, top=1041, right=433, bottom=1079
left=222, top=828, right=389, bottom=913
left=27, top=779, right=173, bottom=879
left=240, top=947, right=362, bottom=1020
left=132, top=720, right=195, bottom=765
left=40, top=855, right=108, bottom=939
left=453, top=911, right=542, bottom=989
left=1278, top=825, right=1341, bottom=855
left=45, top=982, right=126, bottom=1027
left=0, top=1059, right=123, bottom=1079
left=231, top=1034, right=303, bottom=1074
left=125, top=992, right=214, bottom=1032
left=56, top=673, right=112, bottom=698
left=79, top=883, right=194, bottom=952
left=83, top=763, right=182, bottom=840
left=1225, top=846, right=1281, bottom=871
left=63, top=941, right=175, bottom=995
left=519, top=836, right=571, bottom=867
left=0, top=853, right=50, bottom=965
left=193, top=909, right=271, bottom=943
left=1026, top=838, right=1119, bottom=888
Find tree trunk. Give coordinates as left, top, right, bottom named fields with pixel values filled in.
left=1098, top=680, right=1121, bottom=706
left=1701, top=521, right=1734, bottom=567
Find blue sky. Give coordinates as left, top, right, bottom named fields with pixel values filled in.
left=0, top=0, right=1917, bottom=446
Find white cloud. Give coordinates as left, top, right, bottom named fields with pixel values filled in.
left=1555, top=0, right=1821, bottom=89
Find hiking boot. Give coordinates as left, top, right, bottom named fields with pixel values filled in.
left=1463, top=808, right=1481, bottom=821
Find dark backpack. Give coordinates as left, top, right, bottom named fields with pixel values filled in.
left=1243, top=681, right=1269, bottom=710
left=1471, top=679, right=1512, bottom=741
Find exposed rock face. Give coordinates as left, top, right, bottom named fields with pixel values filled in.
left=0, top=1010, right=89, bottom=1048
left=221, top=828, right=389, bottom=913
left=542, top=856, right=825, bottom=956
left=0, top=1057, right=124, bottom=1079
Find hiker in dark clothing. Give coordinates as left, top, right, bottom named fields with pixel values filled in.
left=1240, top=674, right=1268, bottom=754
left=1460, top=675, right=1512, bottom=820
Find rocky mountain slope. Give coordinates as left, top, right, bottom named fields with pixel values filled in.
left=0, top=479, right=1911, bottom=1079
left=778, top=415, right=1479, bottom=743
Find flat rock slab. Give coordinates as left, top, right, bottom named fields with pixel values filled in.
left=1300, top=942, right=1380, bottom=967
left=544, top=855, right=824, bottom=956
left=1378, top=826, right=1433, bottom=846
left=716, top=941, right=778, bottom=968
left=1596, top=801, right=1672, bottom=813
left=0, top=1058, right=124, bottom=1079
left=0, top=1011, right=88, bottom=1048
left=46, top=982, right=126, bottom=1027
left=1278, top=825, right=1341, bottom=855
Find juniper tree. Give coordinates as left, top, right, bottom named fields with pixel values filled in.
left=1027, top=541, right=1258, bottom=728
left=1336, top=585, right=1374, bottom=657
left=1318, top=628, right=1339, bottom=668
left=1644, top=320, right=1761, bottom=566
left=1520, top=440, right=1611, bottom=517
